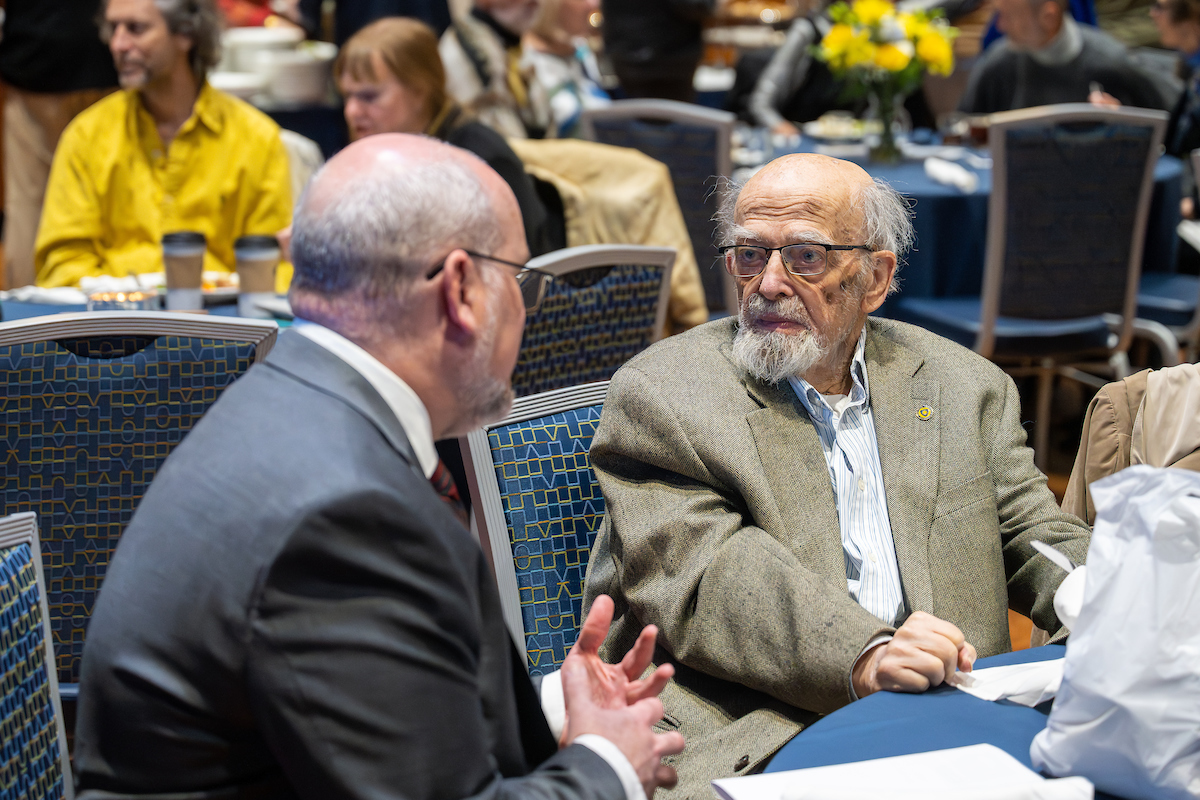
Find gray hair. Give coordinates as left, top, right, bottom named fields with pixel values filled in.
left=714, top=174, right=914, bottom=296
left=290, top=153, right=505, bottom=311
left=154, top=0, right=223, bottom=83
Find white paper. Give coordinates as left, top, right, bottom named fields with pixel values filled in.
left=954, top=659, right=1064, bottom=707
left=1031, top=540, right=1076, bottom=574
left=1053, top=566, right=1087, bottom=632
left=712, top=744, right=1092, bottom=800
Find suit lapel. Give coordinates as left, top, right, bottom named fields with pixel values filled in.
left=865, top=321, right=937, bottom=616
left=262, top=331, right=421, bottom=470
left=742, top=363, right=847, bottom=583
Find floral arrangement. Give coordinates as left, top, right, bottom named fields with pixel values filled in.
left=814, top=0, right=957, bottom=159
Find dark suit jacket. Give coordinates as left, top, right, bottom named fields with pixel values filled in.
left=74, top=331, right=623, bottom=800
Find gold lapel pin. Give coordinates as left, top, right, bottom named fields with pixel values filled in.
left=916, top=406, right=933, bottom=421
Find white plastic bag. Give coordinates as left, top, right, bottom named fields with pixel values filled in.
left=1030, top=466, right=1200, bottom=800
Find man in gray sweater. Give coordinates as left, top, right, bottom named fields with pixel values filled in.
left=959, top=0, right=1177, bottom=113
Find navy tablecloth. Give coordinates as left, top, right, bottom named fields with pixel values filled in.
left=765, top=644, right=1123, bottom=799
left=778, top=139, right=1183, bottom=319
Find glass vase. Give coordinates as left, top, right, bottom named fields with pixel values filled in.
left=867, top=89, right=905, bottom=165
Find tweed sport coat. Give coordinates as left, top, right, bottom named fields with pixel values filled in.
left=583, top=317, right=1091, bottom=797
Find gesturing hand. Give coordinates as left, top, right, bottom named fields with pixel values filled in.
left=851, top=611, right=977, bottom=697
left=560, top=595, right=684, bottom=797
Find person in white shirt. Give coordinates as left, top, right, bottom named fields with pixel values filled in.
left=73, top=133, right=683, bottom=800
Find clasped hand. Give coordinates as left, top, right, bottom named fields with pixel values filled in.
left=560, top=595, right=685, bottom=797
left=852, top=611, right=977, bottom=698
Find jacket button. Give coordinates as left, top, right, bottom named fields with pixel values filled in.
left=734, top=755, right=750, bottom=771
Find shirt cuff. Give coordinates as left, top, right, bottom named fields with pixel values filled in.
left=848, top=634, right=894, bottom=701
left=539, top=668, right=566, bottom=741
left=574, top=734, right=648, bottom=800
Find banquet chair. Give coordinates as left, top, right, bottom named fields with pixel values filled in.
left=579, top=100, right=738, bottom=316
left=512, top=244, right=674, bottom=397
left=0, top=511, right=73, bottom=800
left=893, top=104, right=1169, bottom=469
left=460, top=381, right=609, bottom=675
left=0, top=312, right=277, bottom=697
left=1138, top=148, right=1200, bottom=362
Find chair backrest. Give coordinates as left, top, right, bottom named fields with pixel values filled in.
left=0, top=512, right=73, bottom=800
left=512, top=245, right=673, bottom=398
left=979, top=104, right=1168, bottom=357
left=579, top=100, right=738, bottom=316
left=460, top=381, right=609, bottom=675
left=279, top=129, right=326, bottom=203
left=0, top=312, right=277, bottom=690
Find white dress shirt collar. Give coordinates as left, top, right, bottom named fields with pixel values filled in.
left=292, top=321, right=439, bottom=479
left=1029, top=15, right=1083, bottom=66
left=789, top=331, right=870, bottom=419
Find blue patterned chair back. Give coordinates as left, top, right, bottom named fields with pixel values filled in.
left=0, top=313, right=277, bottom=690
left=461, top=382, right=608, bottom=675
left=513, top=246, right=673, bottom=398
left=582, top=101, right=735, bottom=313
left=995, top=120, right=1157, bottom=320
left=0, top=512, right=72, bottom=800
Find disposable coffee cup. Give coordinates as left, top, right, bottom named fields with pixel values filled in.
left=234, top=234, right=281, bottom=319
left=162, top=231, right=206, bottom=310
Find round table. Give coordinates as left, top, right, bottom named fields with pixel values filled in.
left=764, top=644, right=1123, bottom=799
left=775, top=137, right=1183, bottom=320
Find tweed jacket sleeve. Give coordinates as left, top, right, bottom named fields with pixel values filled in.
left=585, top=318, right=1090, bottom=718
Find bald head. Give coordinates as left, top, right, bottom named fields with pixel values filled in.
left=720, top=153, right=913, bottom=272
left=735, top=154, right=875, bottom=245
left=290, top=133, right=521, bottom=313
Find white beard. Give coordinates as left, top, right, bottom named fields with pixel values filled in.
left=732, top=291, right=859, bottom=384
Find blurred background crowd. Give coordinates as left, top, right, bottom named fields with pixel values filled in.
left=1, top=0, right=1194, bottom=290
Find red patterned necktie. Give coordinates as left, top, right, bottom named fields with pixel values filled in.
left=430, top=458, right=469, bottom=527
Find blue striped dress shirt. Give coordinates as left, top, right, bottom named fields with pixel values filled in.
left=787, top=334, right=906, bottom=625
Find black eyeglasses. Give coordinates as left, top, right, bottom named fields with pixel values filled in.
left=426, top=250, right=555, bottom=313
left=719, top=243, right=876, bottom=279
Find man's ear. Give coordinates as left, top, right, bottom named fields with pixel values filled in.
left=440, top=249, right=488, bottom=344
left=860, top=251, right=897, bottom=314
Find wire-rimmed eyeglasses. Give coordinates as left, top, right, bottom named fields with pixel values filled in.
left=719, top=243, right=877, bottom=279
left=426, top=250, right=555, bottom=313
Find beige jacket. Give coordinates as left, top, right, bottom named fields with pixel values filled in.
left=1062, top=363, right=1200, bottom=525
left=508, top=137, right=709, bottom=335
left=583, top=317, right=1090, bottom=797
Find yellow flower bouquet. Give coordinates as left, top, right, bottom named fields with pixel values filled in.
left=815, top=0, right=957, bottom=161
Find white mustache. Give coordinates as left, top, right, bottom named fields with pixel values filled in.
left=742, top=293, right=812, bottom=327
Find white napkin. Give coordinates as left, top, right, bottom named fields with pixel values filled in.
left=78, top=272, right=165, bottom=294
left=781, top=777, right=1094, bottom=800
left=925, top=156, right=979, bottom=193
left=0, top=285, right=89, bottom=304
left=954, top=659, right=1064, bottom=707
left=712, top=744, right=1093, bottom=800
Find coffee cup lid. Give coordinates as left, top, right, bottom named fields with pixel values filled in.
left=235, top=235, right=280, bottom=250
left=162, top=231, right=206, bottom=246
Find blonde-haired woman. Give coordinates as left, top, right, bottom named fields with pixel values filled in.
left=335, top=17, right=559, bottom=254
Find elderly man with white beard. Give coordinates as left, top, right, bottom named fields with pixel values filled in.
left=581, top=153, right=1091, bottom=797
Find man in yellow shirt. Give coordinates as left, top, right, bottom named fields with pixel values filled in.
left=34, top=0, right=292, bottom=290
